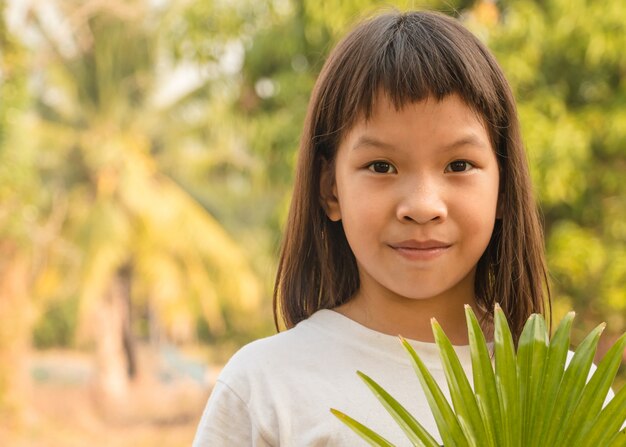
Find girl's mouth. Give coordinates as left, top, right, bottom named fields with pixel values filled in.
left=389, top=240, right=452, bottom=260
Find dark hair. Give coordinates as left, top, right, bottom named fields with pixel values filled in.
left=273, top=10, right=550, bottom=341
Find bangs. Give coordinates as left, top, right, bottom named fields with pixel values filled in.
left=314, top=11, right=506, bottom=151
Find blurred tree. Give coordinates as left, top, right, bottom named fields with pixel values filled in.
left=478, top=0, right=626, bottom=342
left=0, top=0, right=46, bottom=420
left=19, top=0, right=262, bottom=403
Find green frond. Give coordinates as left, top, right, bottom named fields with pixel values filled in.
left=465, top=305, right=502, bottom=447
left=330, top=408, right=397, bottom=447
left=357, top=371, right=440, bottom=447
left=432, top=319, right=490, bottom=446
left=517, top=313, right=548, bottom=444
left=493, top=304, right=520, bottom=447
left=401, top=337, right=469, bottom=447
left=529, top=311, right=574, bottom=445
left=333, top=306, right=625, bottom=447
left=542, top=322, right=605, bottom=446
left=565, top=333, right=626, bottom=445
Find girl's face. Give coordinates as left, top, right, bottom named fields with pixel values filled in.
left=322, top=93, right=500, bottom=311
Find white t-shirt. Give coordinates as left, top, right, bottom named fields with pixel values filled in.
left=193, top=309, right=471, bottom=446
left=192, top=309, right=615, bottom=446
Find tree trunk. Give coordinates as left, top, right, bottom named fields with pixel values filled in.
left=0, top=242, right=34, bottom=424
left=120, top=264, right=137, bottom=379
left=93, top=263, right=135, bottom=406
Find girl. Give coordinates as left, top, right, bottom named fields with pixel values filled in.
left=194, top=9, right=549, bottom=446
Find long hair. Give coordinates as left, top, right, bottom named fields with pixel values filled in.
left=273, top=10, right=550, bottom=341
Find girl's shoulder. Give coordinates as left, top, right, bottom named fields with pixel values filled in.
left=200, top=310, right=454, bottom=446
left=217, top=309, right=340, bottom=380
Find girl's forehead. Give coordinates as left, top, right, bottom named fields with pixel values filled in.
left=346, top=92, right=488, bottom=136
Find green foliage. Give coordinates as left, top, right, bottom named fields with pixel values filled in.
left=303, top=0, right=478, bottom=38
left=32, top=297, right=79, bottom=349
left=0, top=1, right=39, bottom=245
left=332, top=306, right=626, bottom=446
left=23, top=0, right=265, bottom=343
left=482, top=0, right=626, bottom=332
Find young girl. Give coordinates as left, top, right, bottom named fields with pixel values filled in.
left=193, top=10, right=549, bottom=446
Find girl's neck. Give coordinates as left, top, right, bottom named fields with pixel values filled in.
left=333, top=286, right=481, bottom=345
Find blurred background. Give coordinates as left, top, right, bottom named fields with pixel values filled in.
left=0, top=0, right=624, bottom=445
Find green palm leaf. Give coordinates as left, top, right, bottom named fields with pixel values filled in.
left=330, top=408, right=397, bottom=447
left=402, top=336, right=470, bottom=447
left=493, top=304, right=520, bottom=447
left=563, top=333, right=626, bottom=445
left=579, top=381, right=626, bottom=447
left=432, top=319, right=490, bottom=446
left=465, top=305, right=502, bottom=447
left=528, top=311, right=574, bottom=446
left=332, top=305, right=625, bottom=446
left=542, top=322, right=605, bottom=446
left=354, top=371, right=440, bottom=447
left=608, top=427, right=626, bottom=447
left=516, top=313, right=548, bottom=444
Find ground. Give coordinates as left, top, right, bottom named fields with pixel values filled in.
left=0, top=348, right=222, bottom=447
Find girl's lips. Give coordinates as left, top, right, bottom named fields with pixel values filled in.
left=389, top=240, right=451, bottom=250
left=389, top=240, right=452, bottom=261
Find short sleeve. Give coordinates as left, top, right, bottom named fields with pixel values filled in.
left=192, top=381, right=273, bottom=447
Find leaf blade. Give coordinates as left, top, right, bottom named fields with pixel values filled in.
left=607, top=427, right=626, bottom=447
left=330, top=408, right=398, bottom=447
left=432, top=318, right=490, bottom=447
left=517, top=313, right=549, bottom=444
left=465, top=305, right=501, bottom=447
left=494, top=304, right=520, bottom=447
left=564, top=333, right=626, bottom=445
left=543, top=322, right=606, bottom=446
left=529, top=311, right=575, bottom=446
left=402, top=337, right=470, bottom=447
left=579, top=382, right=626, bottom=447
left=357, top=370, right=441, bottom=447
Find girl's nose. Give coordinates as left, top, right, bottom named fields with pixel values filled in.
left=396, top=181, right=448, bottom=224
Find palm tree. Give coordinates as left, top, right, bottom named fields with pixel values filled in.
left=24, top=0, right=262, bottom=403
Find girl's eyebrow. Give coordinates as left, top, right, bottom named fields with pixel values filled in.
left=441, top=134, right=490, bottom=151
left=351, top=135, right=396, bottom=151
left=352, top=134, right=490, bottom=151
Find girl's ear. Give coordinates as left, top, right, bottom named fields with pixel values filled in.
left=319, top=159, right=341, bottom=222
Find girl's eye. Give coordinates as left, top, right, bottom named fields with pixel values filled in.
left=368, top=161, right=397, bottom=174
left=445, top=160, right=474, bottom=173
